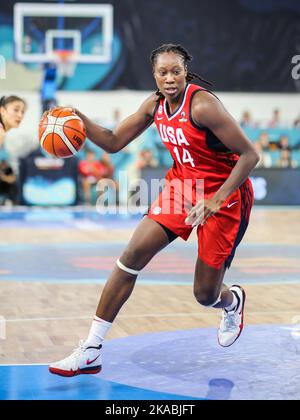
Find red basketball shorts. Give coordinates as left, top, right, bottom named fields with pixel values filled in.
left=148, top=178, right=254, bottom=270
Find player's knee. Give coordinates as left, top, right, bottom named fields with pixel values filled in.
left=120, top=247, right=144, bottom=271
left=194, top=286, right=219, bottom=307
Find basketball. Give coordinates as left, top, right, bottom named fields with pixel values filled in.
left=39, top=108, right=86, bottom=158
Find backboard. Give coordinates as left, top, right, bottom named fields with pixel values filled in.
left=14, top=3, right=114, bottom=64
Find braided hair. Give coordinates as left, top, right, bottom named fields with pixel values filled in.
left=0, top=95, right=26, bottom=131
left=150, top=44, right=212, bottom=102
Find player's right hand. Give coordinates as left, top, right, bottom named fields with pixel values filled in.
left=41, top=107, right=77, bottom=121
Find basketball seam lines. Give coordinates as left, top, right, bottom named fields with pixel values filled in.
left=54, top=110, right=76, bottom=157
left=63, top=124, right=86, bottom=150
left=52, top=110, right=66, bottom=158
left=57, top=127, right=78, bottom=155
left=54, top=111, right=75, bottom=156
left=63, top=125, right=86, bottom=137
left=56, top=115, right=82, bottom=155
left=39, top=121, right=56, bottom=149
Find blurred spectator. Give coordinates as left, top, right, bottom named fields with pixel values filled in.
left=136, top=149, right=159, bottom=171
left=0, top=96, right=26, bottom=205
left=0, top=160, right=18, bottom=205
left=79, top=150, right=116, bottom=205
left=0, top=96, right=26, bottom=135
left=99, top=153, right=115, bottom=179
left=79, top=150, right=105, bottom=205
left=240, top=111, right=255, bottom=128
left=294, top=115, right=300, bottom=128
left=276, top=149, right=298, bottom=168
left=278, top=135, right=291, bottom=151
left=268, top=109, right=281, bottom=128
left=112, top=108, right=122, bottom=127
left=254, top=132, right=272, bottom=168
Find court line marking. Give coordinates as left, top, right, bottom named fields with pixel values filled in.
left=1, top=277, right=300, bottom=286
left=0, top=363, right=48, bottom=367
left=0, top=242, right=299, bottom=250
left=3, top=310, right=300, bottom=323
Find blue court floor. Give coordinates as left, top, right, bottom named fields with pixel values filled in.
left=1, top=325, right=300, bottom=400
left=1, top=208, right=300, bottom=400
left=0, top=242, right=299, bottom=285
left=0, top=208, right=299, bottom=286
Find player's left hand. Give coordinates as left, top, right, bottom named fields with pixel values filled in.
left=185, top=196, right=224, bottom=228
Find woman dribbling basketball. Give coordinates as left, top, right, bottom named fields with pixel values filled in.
left=48, top=44, right=259, bottom=377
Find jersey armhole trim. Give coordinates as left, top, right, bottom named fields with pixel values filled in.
left=189, top=89, right=221, bottom=130
left=151, top=97, right=161, bottom=120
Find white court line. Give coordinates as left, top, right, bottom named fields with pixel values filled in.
left=0, top=363, right=48, bottom=367
left=3, top=311, right=300, bottom=323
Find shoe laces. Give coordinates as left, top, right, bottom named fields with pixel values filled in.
left=71, top=340, right=86, bottom=357
left=61, top=340, right=86, bottom=370
left=221, top=310, right=239, bottom=332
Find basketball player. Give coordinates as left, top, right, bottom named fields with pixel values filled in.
left=49, top=44, right=260, bottom=377
left=0, top=96, right=26, bottom=144
left=0, top=96, right=26, bottom=203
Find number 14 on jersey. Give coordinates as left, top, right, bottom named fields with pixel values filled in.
left=173, top=147, right=196, bottom=168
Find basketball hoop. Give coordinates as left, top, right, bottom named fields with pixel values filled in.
left=54, top=50, right=77, bottom=78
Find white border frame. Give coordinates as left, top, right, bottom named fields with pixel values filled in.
left=46, top=30, right=82, bottom=61
left=14, top=3, right=113, bottom=64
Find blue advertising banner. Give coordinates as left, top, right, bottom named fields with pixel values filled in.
left=19, top=156, right=79, bottom=206
left=141, top=168, right=300, bottom=206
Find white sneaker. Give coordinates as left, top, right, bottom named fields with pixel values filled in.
left=49, top=340, right=102, bottom=377
left=218, top=285, right=246, bottom=348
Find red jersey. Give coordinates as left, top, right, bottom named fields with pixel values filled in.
left=154, top=83, right=239, bottom=194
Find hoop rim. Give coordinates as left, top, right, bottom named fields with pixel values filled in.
left=52, top=50, right=77, bottom=77
left=53, top=49, right=76, bottom=63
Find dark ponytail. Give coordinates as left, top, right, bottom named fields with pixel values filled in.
left=150, top=44, right=212, bottom=102
left=0, top=95, right=26, bottom=131
left=0, top=97, right=5, bottom=129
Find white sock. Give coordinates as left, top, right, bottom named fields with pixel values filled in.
left=225, top=292, right=238, bottom=312
left=86, top=316, right=112, bottom=347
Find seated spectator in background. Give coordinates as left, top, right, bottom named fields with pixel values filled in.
left=278, top=135, right=291, bottom=151
left=269, top=108, right=281, bottom=128
left=257, top=132, right=270, bottom=150
left=294, top=115, right=300, bottom=128
left=136, top=149, right=159, bottom=171
left=79, top=150, right=115, bottom=205
left=276, top=149, right=298, bottom=168
left=240, top=111, right=255, bottom=128
left=99, top=152, right=115, bottom=179
left=254, top=132, right=272, bottom=168
left=112, top=108, right=122, bottom=127
left=0, top=160, right=18, bottom=205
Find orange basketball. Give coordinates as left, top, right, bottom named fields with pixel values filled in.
left=39, top=108, right=86, bottom=158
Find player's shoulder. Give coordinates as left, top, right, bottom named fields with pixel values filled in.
left=143, top=92, right=159, bottom=109
left=192, top=89, right=220, bottom=107
left=139, top=92, right=160, bottom=119
left=191, top=89, right=224, bottom=119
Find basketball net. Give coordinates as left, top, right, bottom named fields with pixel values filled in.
left=54, top=50, right=77, bottom=78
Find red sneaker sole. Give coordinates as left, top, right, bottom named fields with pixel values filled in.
left=49, top=366, right=102, bottom=377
